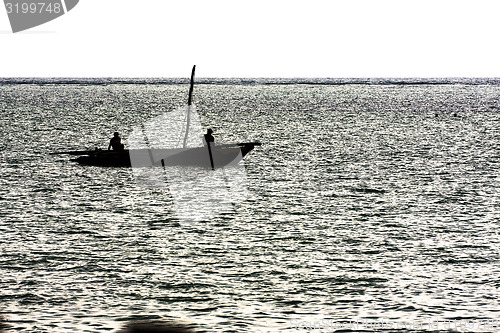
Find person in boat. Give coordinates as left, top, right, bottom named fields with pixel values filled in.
left=108, top=132, right=124, bottom=151
left=204, top=128, right=214, bottom=145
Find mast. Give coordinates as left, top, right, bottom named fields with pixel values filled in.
left=183, top=65, right=196, bottom=148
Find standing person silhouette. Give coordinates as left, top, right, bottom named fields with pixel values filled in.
left=108, top=132, right=124, bottom=151
left=204, top=128, right=214, bottom=145
left=204, top=128, right=215, bottom=170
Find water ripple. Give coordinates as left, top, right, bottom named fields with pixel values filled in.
left=0, top=82, right=499, bottom=331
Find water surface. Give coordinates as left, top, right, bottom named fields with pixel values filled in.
left=0, top=79, right=499, bottom=332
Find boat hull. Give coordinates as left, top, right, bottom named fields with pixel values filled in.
left=70, top=142, right=260, bottom=168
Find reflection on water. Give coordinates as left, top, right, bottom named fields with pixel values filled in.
left=0, top=80, right=499, bottom=331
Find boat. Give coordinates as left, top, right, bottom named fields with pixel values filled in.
left=51, top=66, right=261, bottom=169
left=51, top=143, right=261, bottom=168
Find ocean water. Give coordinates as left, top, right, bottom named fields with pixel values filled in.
left=0, top=78, right=499, bottom=332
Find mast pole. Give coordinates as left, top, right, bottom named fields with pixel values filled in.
left=183, top=65, right=196, bottom=148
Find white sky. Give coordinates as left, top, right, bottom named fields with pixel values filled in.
left=1, top=0, right=500, bottom=77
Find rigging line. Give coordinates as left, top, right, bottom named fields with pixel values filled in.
left=141, top=124, right=155, bottom=164
left=174, top=107, right=189, bottom=148
left=183, top=65, right=196, bottom=148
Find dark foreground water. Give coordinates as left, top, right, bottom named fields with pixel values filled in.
left=0, top=79, right=499, bottom=332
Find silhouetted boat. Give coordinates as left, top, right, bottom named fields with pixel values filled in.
left=51, top=66, right=261, bottom=169
left=51, top=143, right=261, bottom=168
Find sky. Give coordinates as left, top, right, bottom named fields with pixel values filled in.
left=1, top=0, right=500, bottom=78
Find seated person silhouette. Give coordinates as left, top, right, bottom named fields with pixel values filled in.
left=108, top=132, right=124, bottom=151
left=204, top=128, right=214, bottom=145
